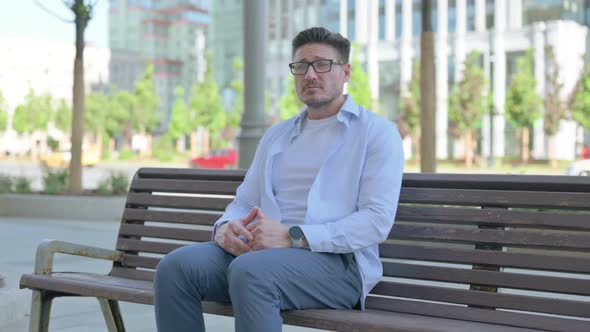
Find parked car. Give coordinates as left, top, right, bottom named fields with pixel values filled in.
left=189, top=149, right=238, bottom=169
left=566, top=159, right=590, bottom=176
left=40, top=148, right=101, bottom=168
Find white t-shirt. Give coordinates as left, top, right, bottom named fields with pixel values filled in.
left=271, top=113, right=342, bottom=225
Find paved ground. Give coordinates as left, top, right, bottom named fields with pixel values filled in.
left=0, top=216, right=325, bottom=331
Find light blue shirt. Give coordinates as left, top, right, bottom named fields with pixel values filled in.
left=215, top=95, right=404, bottom=308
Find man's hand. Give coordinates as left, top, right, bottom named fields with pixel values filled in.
left=214, top=208, right=258, bottom=256
left=246, top=209, right=291, bottom=250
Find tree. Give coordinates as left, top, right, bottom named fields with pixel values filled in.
left=399, top=64, right=421, bottom=158
left=279, top=76, right=304, bottom=121
left=505, top=49, right=542, bottom=163
left=572, top=64, right=590, bottom=132
left=449, top=52, right=487, bottom=167
left=227, top=58, right=244, bottom=128
left=543, top=46, right=567, bottom=168
left=348, top=47, right=376, bottom=112
left=36, top=0, right=98, bottom=192
left=12, top=89, right=54, bottom=135
left=0, top=91, right=7, bottom=132
left=189, top=56, right=226, bottom=154
left=132, top=64, right=161, bottom=135
left=54, top=99, right=72, bottom=134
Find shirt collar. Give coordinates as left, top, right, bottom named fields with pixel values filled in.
left=292, top=95, right=360, bottom=136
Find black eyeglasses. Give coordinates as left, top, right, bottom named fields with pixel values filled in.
left=288, top=59, right=346, bottom=75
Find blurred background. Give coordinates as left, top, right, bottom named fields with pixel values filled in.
left=2, top=0, right=590, bottom=195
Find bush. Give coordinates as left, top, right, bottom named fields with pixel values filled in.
left=0, top=175, right=12, bottom=193
left=43, top=169, right=69, bottom=195
left=14, top=176, right=33, bottom=193
left=117, top=149, right=136, bottom=161
left=153, top=135, right=175, bottom=162
left=47, top=136, right=60, bottom=151
left=96, top=172, right=129, bottom=195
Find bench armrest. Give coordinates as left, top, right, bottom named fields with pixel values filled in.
left=34, top=239, right=125, bottom=275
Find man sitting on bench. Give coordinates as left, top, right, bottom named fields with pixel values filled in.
left=154, top=27, right=405, bottom=332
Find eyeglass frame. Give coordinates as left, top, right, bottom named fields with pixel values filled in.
left=288, top=59, right=347, bottom=75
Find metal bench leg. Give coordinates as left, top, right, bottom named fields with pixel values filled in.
left=29, top=290, right=53, bottom=332
left=98, top=298, right=126, bottom=332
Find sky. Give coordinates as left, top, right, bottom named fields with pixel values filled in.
left=0, top=0, right=109, bottom=47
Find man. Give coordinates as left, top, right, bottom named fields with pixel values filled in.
left=154, top=27, right=404, bottom=332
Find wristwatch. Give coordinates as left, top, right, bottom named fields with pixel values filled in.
left=288, top=226, right=305, bottom=248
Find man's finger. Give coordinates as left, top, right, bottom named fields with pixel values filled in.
left=255, top=208, right=267, bottom=219
left=240, top=207, right=259, bottom=226
left=232, top=223, right=254, bottom=242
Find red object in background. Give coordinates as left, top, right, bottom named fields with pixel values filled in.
left=581, top=146, right=590, bottom=160
left=190, top=149, right=238, bottom=169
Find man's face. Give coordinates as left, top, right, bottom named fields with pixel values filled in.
left=292, top=43, right=350, bottom=108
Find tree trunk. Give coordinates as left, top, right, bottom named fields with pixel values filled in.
left=190, top=131, right=199, bottom=158
left=548, top=135, right=557, bottom=168
left=465, top=132, right=474, bottom=168
left=420, top=0, right=437, bottom=173
left=69, top=6, right=88, bottom=193
left=522, top=127, right=530, bottom=164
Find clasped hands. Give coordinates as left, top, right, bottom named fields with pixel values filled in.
left=214, top=207, right=291, bottom=256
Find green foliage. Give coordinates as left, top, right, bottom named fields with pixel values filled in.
left=54, top=99, right=71, bottom=134
left=12, top=89, right=54, bottom=134
left=43, top=169, right=69, bottom=195
left=505, top=49, right=542, bottom=128
left=348, top=47, right=376, bottom=111
left=132, top=64, right=161, bottom=133
left=448, top=52, right=487, bottom=132
left=47, top=136, right=60, bottom=152
left=0, top=91, right=7, bottom=131
left=14, top=176, right=33, bottom=194
left=117, top=149, right=136, bottom=161
left=189, top=55, right=227, bottom=150
left=227, top=57, right=244, bottom=128
left=399, top=63, right=421, bottom=138
left=543, top=46, right=567, bottom=136
left=152, top=135, right=176, bottom=161
left=96, top=172, right=129, bottom=195
left=106, top=91, right=133, bottom=138
left=85, top=92, right=109, bottom=136
left=572, top=64, right=590, bottom=131
left=0, top=175, right=12, bottom=193
left=168, top=87, right=189, bottom=139
left=279, top=76, right=304, bottom=120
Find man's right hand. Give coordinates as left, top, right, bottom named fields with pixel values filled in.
left=214, top=208, right=258, bottom=256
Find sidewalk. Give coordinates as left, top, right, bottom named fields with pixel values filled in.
left=0, top=217, right=323, bottom=331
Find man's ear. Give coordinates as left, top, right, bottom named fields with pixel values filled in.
left=343, top=63, right=351, bottom=82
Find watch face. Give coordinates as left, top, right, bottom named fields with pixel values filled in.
left=289, top=226, right=304, bottom=239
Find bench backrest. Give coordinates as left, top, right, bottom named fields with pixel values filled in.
left=112, top=168, right=590, bottom=332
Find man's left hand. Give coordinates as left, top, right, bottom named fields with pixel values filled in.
left=246, top=209, right=291, bottom=250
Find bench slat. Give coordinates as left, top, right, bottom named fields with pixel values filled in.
left=123, top=208, right=220, bottom=226
left=389, top=224, right=590, bottom=250
left=122, top=255, right=160, bottom=270
left=380, top=243, right=590, bottom=273
left=382, top=262, right=590, bottom=295
left=365, top=296, right=590, bottom=332
left=110, top=267, right=154, bottom=282
left=400, top=187, right=590, bottom=209
left=125, top=193, right=232, bottom=211
left=137, top=167, right=245, bottom=181
left=116, top=238, right=183, bottom=255
left=371, top=282, right=590, bottom=317
left=396, top=205, right=590, bottom=231
left=119, top=224, right=212, bottom=242
left=130, top=178, right=240, bottom=195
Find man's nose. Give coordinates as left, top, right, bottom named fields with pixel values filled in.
left=304, top=66, right=318, bottom=80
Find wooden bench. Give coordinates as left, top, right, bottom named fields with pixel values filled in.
left=20, top=167, right=590, bottom=332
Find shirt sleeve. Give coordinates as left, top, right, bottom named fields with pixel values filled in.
left=212, top=128, right=272, bottom=230
left=300, top=120, right=404, bottom=253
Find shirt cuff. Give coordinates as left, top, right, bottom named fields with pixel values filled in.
left=211, top=220, right=231, bottom=240
left=299, top=224, right=332, bottom=252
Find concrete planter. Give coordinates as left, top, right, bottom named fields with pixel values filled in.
left=0, top=193, right=126, bottom=221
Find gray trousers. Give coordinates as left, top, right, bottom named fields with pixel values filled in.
left=154, top=241, right=362, bottom=332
